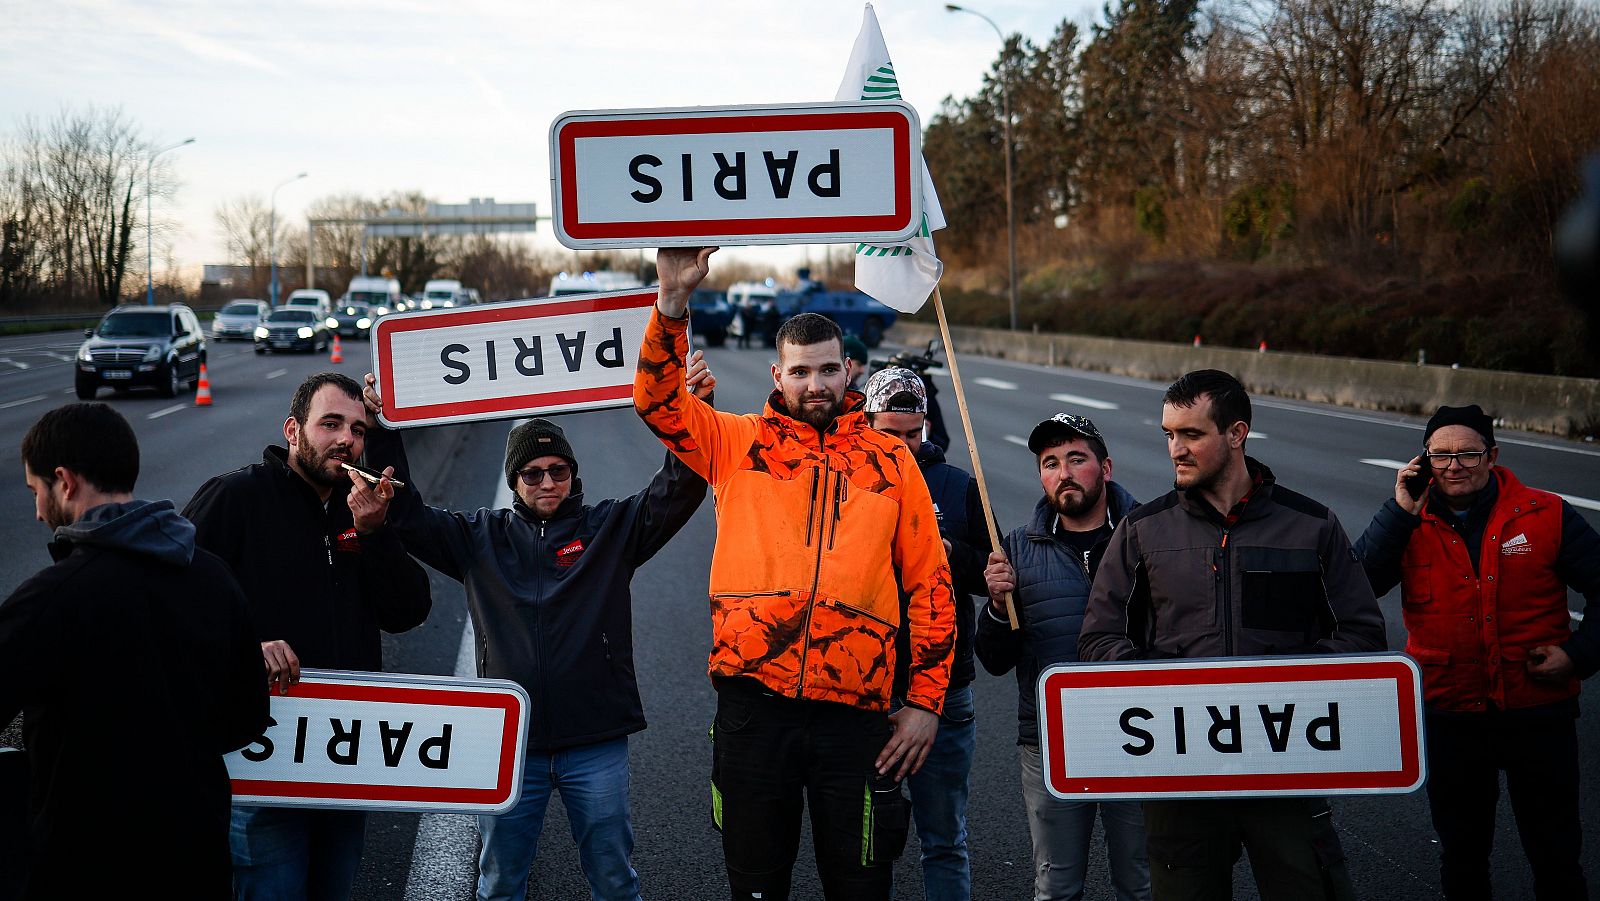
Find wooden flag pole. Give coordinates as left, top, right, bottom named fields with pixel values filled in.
left=929, top=285, right=1020, bottom=630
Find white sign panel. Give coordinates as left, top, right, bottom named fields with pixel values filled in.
left=551, top=102, right=923, bottom=248
left=1037, top=654, right=1425, bottom=800
left=372, top=289, right=656, bottom=428
left=226, top=670, right=528, bottom=814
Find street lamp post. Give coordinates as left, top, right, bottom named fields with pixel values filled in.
left=269, top=172, right=308, bottom=307
left=946, top=4, right=1019, bottom=331
left=146, top=138, right=195, bottom=305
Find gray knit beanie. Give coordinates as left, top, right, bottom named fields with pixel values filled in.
left=504, top=418, right=578, bottom=489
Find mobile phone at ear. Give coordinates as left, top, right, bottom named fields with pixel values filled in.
left=341, top=461, right=406, bottom=489
left=1404, top=470, right=1430, bottom=500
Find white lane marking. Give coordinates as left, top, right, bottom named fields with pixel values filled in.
left=1048, top=392, right=1118, bottom=411
left=42, top=352, right=72, bottom=361
left=0, top=359, right=29, bottom=370
left=147, top=403, right=186, bottom=420
left=404, top=434, right=522, bottom=900
left=266, top=369, right=288, bottom=379
left=1250, top=431, right=1268, bottom=440
left=974, top=377, right=1018, bottom=390
left=0, top=393, right=47, bottom=410
left=61, top=388, right=75, bottom=394
left=1575, top=611, right=1586, bottom=623
left=1361, top=458, right=1600, bottom=511
left=1003, top=435, right=1029, bottom=448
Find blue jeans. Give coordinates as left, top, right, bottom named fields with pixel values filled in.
left=229, top=806, right=368, bottom=901
left=477, top=736, right=640, bottom=901
left=905, top=684, right=976, bottom=901
left=1019, top=744, right=1150, bottom=901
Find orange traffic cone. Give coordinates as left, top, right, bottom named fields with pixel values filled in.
left=1193, top=334, right=1202, bottom=348
left=194, top=364, right=213, bottom=406
left=330, top=335, right=344, bottom=364
left=1258, top=339, right=1268, bottom=353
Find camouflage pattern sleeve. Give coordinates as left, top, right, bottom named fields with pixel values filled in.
left=634, top=308, right=757, bottom=485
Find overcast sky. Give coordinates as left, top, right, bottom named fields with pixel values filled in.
left=2, top=0, right=1096, bottom=280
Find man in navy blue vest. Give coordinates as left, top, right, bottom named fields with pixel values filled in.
left=977, top=413, right=1150, bottom=901
left=862, top=367, right=989, bottom=901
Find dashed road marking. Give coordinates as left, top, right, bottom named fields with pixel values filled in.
left=1359, top=458, right=1409, bottom=471
left=1003, top=435, right=1029, bottom=448
left=266, top=369, right=288, bottom=379
left=147, top=403, right=186, bottom=420
left=0, top=359, right=30, bottom=370
left=0, top=394, right=46, bottom=410
left=974, top=377, right=1017, bottom=390
left=1048, top=392, right=1118, bottom=410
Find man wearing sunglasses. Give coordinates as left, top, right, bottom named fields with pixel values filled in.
left=1356, top=404, right=1600, bottom=900
left=359, top=353, right=716, bottom=901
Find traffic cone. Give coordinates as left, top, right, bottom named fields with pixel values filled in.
left=1193, top=334, right=1202, bottom=348
left=194, top=364, right=213, bottom=406
left=330, top=335, right=344, bottom=364
left=1258, top=339, right=1268, bottom=353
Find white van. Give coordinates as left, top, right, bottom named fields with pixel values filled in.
left=420, top=279, right=472, bottom=310
left=346, top=276, right=403, bottom=314
left=284, top=289, right=332, bottom=318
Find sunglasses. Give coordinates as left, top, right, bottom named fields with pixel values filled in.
left=517, top=463, right=573, bottom=486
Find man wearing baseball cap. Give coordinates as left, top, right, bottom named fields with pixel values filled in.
left=1356, top=404, right=1600, bottom=899
left=977, top=412, right=1149, bottom=901
left=360, top=353, right=717, bottom=901
left=862, top=367, right=991, bottom=900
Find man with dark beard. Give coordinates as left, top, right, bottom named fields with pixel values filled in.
left=634, top=248, right=955, bottom=900
left=1078, top=370, right=1384, bottom=901
left=184, top=371, right=432, bottom=901
left=976, top=413, right=1149, bottom=901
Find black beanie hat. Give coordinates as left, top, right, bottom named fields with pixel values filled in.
left=504, top=418, right=578, bottom=489
left=1423, top=404, right=1495, bottom=448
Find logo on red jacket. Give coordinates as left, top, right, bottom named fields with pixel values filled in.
left=1501, top=533, right=1532, bottom=556
left=335, top=528, right=361, bottom=553
left=556, top=539, right=585, bottom=567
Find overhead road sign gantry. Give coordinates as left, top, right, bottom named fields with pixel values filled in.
left=371, top=288, right=657, bottom=428
left=1037, top=653, right=1426, bottom=800
left=551, top=101, right=924, bottom=249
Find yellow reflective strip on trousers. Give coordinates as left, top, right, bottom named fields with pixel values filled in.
left=861, top=782, right=872, bottom=865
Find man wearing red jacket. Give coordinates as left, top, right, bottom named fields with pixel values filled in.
left=634, top=247, right=955, bottom=901
left=1356, top=404, right=1600, bottom=900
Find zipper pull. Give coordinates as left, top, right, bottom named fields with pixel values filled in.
left=325, top=534, right=333, bottom=566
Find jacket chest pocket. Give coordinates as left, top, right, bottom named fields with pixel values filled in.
left=1238, top=546, right=1325, bottom=633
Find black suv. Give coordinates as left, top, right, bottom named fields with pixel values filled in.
left=75, top=304, right=206, bottom=399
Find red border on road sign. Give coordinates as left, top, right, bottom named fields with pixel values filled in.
left=1040, top=659, right=1422, bottom=794
left=555, top=110, right=914, bottom=239
left=230, top=680, right=521, bottom=804
left=375, top=291, right=656, bottom=424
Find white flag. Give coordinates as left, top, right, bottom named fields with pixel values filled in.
left=836, top=3, right=945, bottom=314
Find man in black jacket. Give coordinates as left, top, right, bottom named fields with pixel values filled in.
left=862, top=367, right=990, bottom=901
left=1080, top=370, right=1384, bottom=901
left=185, top=372, right=432, bottom=901
left=978, top=413, right=1149, bottom=901
left=2, top=403, right=267, bottom=900
left=361, top=353, right=714, bottom=901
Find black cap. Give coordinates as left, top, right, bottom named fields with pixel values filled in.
left=1027, top=413, right=1104, bottom=454
left=504, top=418, right=578, bottom=489
left=1423, top=404, right=1495, bottom=448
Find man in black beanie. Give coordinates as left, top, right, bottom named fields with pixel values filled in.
left=360, top=350, right=716, bottom=901
left=1356, top=404, right=1600, bottom=900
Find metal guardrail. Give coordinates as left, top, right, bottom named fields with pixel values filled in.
left=0, top=307, right=226, bottom=328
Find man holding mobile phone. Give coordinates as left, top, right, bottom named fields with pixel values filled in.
left=1355, top=404, right=1600, bottom=900
left=184, top=372, right=434, bottom=900
left=360, top=352, right=715, bottom=901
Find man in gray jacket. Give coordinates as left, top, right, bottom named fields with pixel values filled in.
left=978, top=412, right=1149, bottom=901
left=361, top=353, right=714, bottom=901
left=1079, top=370, right=1385, bottom=901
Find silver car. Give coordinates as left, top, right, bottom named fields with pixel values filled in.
left=211, top=299, right=270, bottom=341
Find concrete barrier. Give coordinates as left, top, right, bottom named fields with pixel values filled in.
left=890, top=322, right=1600, bottom=439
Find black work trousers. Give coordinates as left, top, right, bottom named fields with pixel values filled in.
left=1425, top=705, right=1588, bottom=900
left=1141, top=796, right=1354, bottom=901
left=711, top=677, right=910, bottom=901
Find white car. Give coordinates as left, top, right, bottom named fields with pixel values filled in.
left=211, top=299, right=269, bottom=341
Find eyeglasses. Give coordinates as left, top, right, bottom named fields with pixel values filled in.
left=517, top=463, right=573, bottom=486
left=1425, top=451, right=1486, bottom=470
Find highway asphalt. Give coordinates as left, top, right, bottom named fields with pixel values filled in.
left=0, top=325, right=1596, bottom=899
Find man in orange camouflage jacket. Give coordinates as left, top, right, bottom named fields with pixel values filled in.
left=635, top=247, right=955, bottom=901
